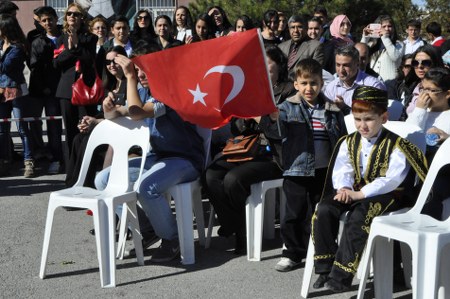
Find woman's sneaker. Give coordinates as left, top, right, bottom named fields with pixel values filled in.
left=124, top=234, right=161, bottom=258
left=24, top=159, right=35, bottom=178
left=151, top=239, right=180, bottom=263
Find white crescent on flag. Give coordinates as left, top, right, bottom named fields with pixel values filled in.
left=204, top=65, right=245, bottom=105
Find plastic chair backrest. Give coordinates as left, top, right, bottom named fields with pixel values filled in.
left=388, top=99, right=404, bottom=121
left=409, top=138, right=450, bottom=215
left=344, top=117, right=424, bottom=151
left=383, top=121, right=425, bottom=152
left=75, top=117, right=150, bottom=193
left=196, top=126, right=212, bottom=169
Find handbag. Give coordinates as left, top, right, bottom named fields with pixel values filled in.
left=0, top=86, right=22, bottom=103
left=71, top=73, right=104, bottom=106
left=222, top=134, right=260, bottom=162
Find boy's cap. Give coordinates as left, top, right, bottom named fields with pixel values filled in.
left=352, top=86, right=388, bottom=105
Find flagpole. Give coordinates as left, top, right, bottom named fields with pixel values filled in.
left=257, top=28, right=281, bottom=136
left=256, top=28, right=277, bottom=110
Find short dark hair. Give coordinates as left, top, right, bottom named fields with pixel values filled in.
left=335, top=45, right=359, bottom=62
left=308, top=16, right=323, bottom=26
left=313, top=5, right=327, bottom=17
left=130, top=40, right=161, bottom=57
left=35, top=6, right=57, bottom=18
left=295, top=58, right=323, bottom=79
left=426, top=22, right=442, bottom=37
left=407, top=19, right=421, bottom=29
left=424, top=67, right=450, bottom=92
left=110, top=15, right=129, bottom=28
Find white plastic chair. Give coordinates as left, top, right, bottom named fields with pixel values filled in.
left=246, top=178, right=286, bottom=261
left=39, top=117, right=149, bottom=288
left=165, top=126, right=211, bottom=265
left=357, top=138, right=450, bottom=299
left=301, top=120, right=425, bottom=298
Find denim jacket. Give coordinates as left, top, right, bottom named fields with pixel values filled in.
left=0, top=41, right=26, bottom=88
left=260, top=93, right=346, bottom=177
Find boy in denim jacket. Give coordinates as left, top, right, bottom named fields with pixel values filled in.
left=262, top=58, right=346, bottom=272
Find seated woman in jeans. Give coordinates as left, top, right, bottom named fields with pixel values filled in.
left=94, top=43, right=205, bottom=262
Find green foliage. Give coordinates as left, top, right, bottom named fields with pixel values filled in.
left=424, top=0, right=450, bottom=35
left=188, top=0, right=446, bottom=40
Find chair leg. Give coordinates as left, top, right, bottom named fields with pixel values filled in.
left=93, top=201, right=115, bottom=288
left=127, top=201, right=144, bottom=265
left=116, top=204, right=129, bottom=260
left=192, top=190, right=206, bottom=246
left=373, top=237, right=394, bottom=299
left=246, top=183, right=264, bottom=261
left=263, top=189, right=276, bottom=239
left=39, top=199, right=58, bottom=279
left=300, top=235, right=315, bottom=298
left=173, top=186, right=195, bottom=265
left=205, top=204, right=215, bottom=249
left=357, top=234, right=378, bottom=299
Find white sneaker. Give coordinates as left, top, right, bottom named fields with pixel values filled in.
left=48, top=161, right=60, bottom=174
left=275, top=257, right=301, bottom=272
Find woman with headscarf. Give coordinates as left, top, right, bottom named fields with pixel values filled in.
left=323, top=15, right=353, bottom=74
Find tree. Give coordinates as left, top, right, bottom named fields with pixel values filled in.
left=188, top=0, right=428, bottom=40
left=424, top=0, right=450, bottom=35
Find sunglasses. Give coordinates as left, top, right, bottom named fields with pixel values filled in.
left=137, top=15, right=150, bottom=21
left=412, top=59, right=432, bottom=68
left=419, top=87, right=444, bottom=94
left=66, top=11, right=82, bottom=18
left=402, top=64, right=412, bottom=69
left=105, top=59, right=117, bottom=66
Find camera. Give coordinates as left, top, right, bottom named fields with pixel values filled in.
left=113, top=93, right=125, bottom=106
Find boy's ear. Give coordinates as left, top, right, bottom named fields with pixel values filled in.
left=293, top=80, right=300, bottom=91
left=382, top=111, right=388, bottom=124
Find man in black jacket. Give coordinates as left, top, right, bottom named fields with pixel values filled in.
left=29, top=6, right=64, bottom=174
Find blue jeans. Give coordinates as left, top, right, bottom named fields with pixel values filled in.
left=0, top=97, right=33, bottom=161
left=95, top=154, right=200, bottom=241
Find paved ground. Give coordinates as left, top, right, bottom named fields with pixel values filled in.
left=0, top=158, right=414, bottom=299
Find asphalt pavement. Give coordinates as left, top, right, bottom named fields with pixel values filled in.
left=0, top=159, right=414, bottom=299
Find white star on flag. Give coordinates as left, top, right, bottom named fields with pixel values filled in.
left=188, top=84, right=208, bottom=106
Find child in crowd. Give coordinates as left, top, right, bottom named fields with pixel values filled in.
left=311, top=86, right=428, bottom=293
left=264, top=58, right=347, bottom=272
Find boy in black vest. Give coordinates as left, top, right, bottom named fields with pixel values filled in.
left=312, top=86, right=428, bottom=293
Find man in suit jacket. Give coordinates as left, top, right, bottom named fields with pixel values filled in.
left=278, top=15, right=324, bottom=77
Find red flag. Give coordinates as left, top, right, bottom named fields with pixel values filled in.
left=132, top=29, right=276, bottom=128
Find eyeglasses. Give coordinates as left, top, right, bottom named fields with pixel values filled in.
left=419, top=87, right=444, bottom=94
left=66, top=11, right=82, bottom=18
left=402, top=64, right=412, bottom=69
left=105, top=59, right=117, bottom=66
left=412, top=59, right=432, bottom=68
left=137, top=15, right=150, bottom=21
left=93, top=26, right=106, bottom=30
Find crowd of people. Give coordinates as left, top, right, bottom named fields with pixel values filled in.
left=1, top=0, right=450, bottom=294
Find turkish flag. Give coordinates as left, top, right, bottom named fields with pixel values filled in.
left=132, top=29, right=276, bottom=128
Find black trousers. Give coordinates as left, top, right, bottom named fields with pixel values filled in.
left=281, top=168, right=327, bottom=262
left=203, top=157, right=282, bottom=236
left=59, top=98, right=97, bottom=157
left=312, top=192, right=401, bottom=286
